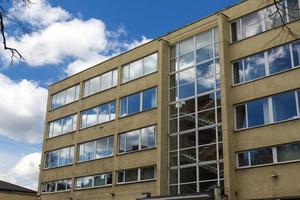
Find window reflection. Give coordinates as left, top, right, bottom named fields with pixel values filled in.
left=268, top=44, right=292, bottom=74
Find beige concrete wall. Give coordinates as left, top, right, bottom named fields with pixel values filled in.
left=0, top=192, right=38, bottom=200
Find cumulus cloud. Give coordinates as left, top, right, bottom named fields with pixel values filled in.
left=0, top=152, right=41, bottom=190
left=0, top=74, right=47, bottom=143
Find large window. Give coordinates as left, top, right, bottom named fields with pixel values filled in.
left=41, top=179, right=72, bottom=193
left=235, top=90, right=300, bottom=130
left=119, top=126, right=156, bottom=153
left=231, top=0, right=300, bottom=42
left=120, top=87, right=157, bottom=117
left=83, top=69, right=118, bottom=97
left=237, top=141, right=300, bottom=168
left=117, top=166, right=156, bottom=184
left=78, top=136, right=113, bottom=162
left=75, top=172, right=112, bottom=189
left=48, top=114, right=77, bottom=138
left=51, top=85, right=80, bottom=109
left=122, top=53, right=158, bottom=83
left=233, top=40, right=300, bottom=85
left=44, top=146, right=74, bottom=169
left=80, top=101, right=116, bottom=128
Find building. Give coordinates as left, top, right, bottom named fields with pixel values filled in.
left=38, top=0, right=300, bottom=199
left=0, top=180, right=38, bottom=200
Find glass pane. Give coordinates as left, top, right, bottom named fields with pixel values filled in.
left=170, top=74, right=177, bottom=88
left=196, top=29, right=213, bottom=49
left=265, top=3, right=287, bottom=30
left=142, top=88, right=157, bottom=111
left=122, top=65, right=129, bottom=83
left=198, top=93, right=215, bottom=111
left=129, top=60, right=143, bottom=80
left=170, top=169, right=178, bottom=185
left=247, top=98, right=269, bottom=127
left=179, top=132, right=196, bottom=149
left=231, top=20, right=241, bottom=42
left=198, top=109, right=216, bottom=127
left=199, top=181, right=217, bottom=193
left=238, top=152, right=249, bottom=167
left=52, top=120, right=62, bottom=137
left=199, top=164, right=218, bottom=181
left=66, top=87, right=76, bottom=104
left=94, top=174, right=106, bottom=186
left=170, top=135, right=177, bottom=151
left=141, top=126, right=156, bottom=149
left=144, top=53, right=157, bottom=74
left=198, top=127, right=217, bottom=146
left=107, top=173, right=112, bottom=184
left=125, top=169, right=138, bottom=182
left=84, top=141, right=95, bottom=161
left=84, top=81, right=89, bottom=97
left=170, top=151, right=178, bottom=167
left=101, top=71, right=112, bottom=91
left=268, top=44, right=292, bottom=74
left=170, top=59, right=177, bottom=73
left=292, top=41, right=300, bottom=67
left=88, top=76, right=100, bottom=95
left=128, top=93, right=141, bottom=115
left=170, top=118, right=178, bottom=133
left=180, top=167, right=196, bottom=183
left=120, top=98, right=127, bottom=117
left=110, top=101, right=116, bottom=120
left=233, top=61, right=244, bottom=84
left=197, top=76, right=215, bottom=94
left=179, top=82, right=195, bottom=99
left=170, top=87, right=178, bottom=102
left=126, top=130, right=140, bottom=152
left=140, top=166, right=155, bottom=180
left=62, top=116, right=73, bottom=134
left=47, top=182, right=56, bottom=192
left=119, top=134, right=126, bottom=153
left=180, top=183, right=197, bottom=195
left=179, top=38, right=194, bottom=55
left=197, top=60, right=214, bottom=79
left=67, top=180, right=72, bottom=190
left=81, top=177, right=93, bottom=188
left=180, top=148, right=196, bottom=165
left=250, top=148, right=273, bottom=166
left=179, top=52, right=194, bottom=69
left=272, top=91, right=297, bottom=122
left=170, top=103, right=178, bottom=119
left=244, top=52, right=266, bottom=81
left=199, top=144, right=217, bottom=162
left=179, top=98, right=195, bottom=116
left=179, top=68, right=195, bottom=85
left=49, top=151, right=58, bottom=168
left=288, top=0, right=300, bottom=20
left=108, top=136, right=113, bottom=156
left=59, top=147, right=71, bottom=166
left=196, top=45, right=214, bottom=63
left=96, top=138, right=108, bottom=159
left=112, top=69, right=118, bottom=86
left=242, top=10, right=264, bottom=38
left=236, top=105, right=246, bottom=129
left=277, top=142, right=300, bottom=162
left=57, top=180, right=66, bottom=191
left=86, top=107, right=98, bottom=127
left=99, top=103, right=110, bottom=123
left=179, top=114, right=196, bottom=131
left=117, top=171, right=124, bottom=183
left=56, top=91, right=66, bottom=108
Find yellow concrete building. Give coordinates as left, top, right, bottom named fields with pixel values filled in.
left=0, top=180, right=38, bottom=200
left=38, top=0, right=300, bottom=199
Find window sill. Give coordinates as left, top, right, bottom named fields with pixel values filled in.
left=236, top=159, right=300, bottom=170
left=77, top=155, right=114, bottom=164
left=116, top=178, right=156, bottom=186
left=74, top=184, right=112, bottom=191
left=117, top=147, right=157, bottom=156
left=234, top=116, right=300, bottom=133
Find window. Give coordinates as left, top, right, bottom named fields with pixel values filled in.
left=242, top=10, right=264, bottom=39
left=247, top=98, right=269, bottom=127
left=119, top=126, right=156, bottom=153
left=44, top=146, right=74, bottom=169
left=80, top=101, right=116, bottom=128
left=277, top=142, right=300, bottom=162
left=268, top=44, right=292, bottom=74
left=83, top=69, right=118, bottom=97
left=78, top=136, right=113, bottom=162
left=75, top=172, right=112, bottom=189
left=51, top=85, right=80, bottom=109
left=292, top=41, right=300, bottom=67
left=117, top=166, right=156, bottom=184
left=272, top=91, right=297, bottom=122
left=41, top=179, right=72, bottom=193
left=48, top=114, right=77, bottom=138
left=120, top=87, right=157, bottom=117
left=122, top=53, right=158, bottom=83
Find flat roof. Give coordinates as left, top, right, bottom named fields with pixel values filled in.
left=0, top=180, right=36, bottom=194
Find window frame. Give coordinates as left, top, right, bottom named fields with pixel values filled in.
left=116, top=166, right=156, bottom=185
left=48, top=113, right=77, bottom=138
left=50, top=84, right=80, bottom=110
left=41, top=179, right=72, bottom=194
left=75, top=172, right=113, bottom=190
left=44, top=146, right=74, bottom=169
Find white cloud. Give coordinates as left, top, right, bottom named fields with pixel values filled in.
left=0, top=74, right=47, bottom=143
left=0, top=152, right=41, bottom=190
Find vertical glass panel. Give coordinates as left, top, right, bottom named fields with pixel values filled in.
left=47, top=182, right=56, bottom=192
left=80, top=111, right=87, bottom=128
left=129, top=60, right=143, bottom=80
left=88, top=76, right=100, bottom=95
left=66, top=87, right=76, bottom=104
left=140, top=166, right=155, bottom=180
left=235, top=104, right=246, bottom=129
left=62, top=116, right=73, bottom=133
left=84, top=141, right=95, bottom=161
left=233, top=61, right=244, bottom=84
left=84, top=81, right=89, bottom=97
left=198, top=128, right=217, bottom=146
left=250, top=148, right=273, bottom=166
left=49, top=151, right=58, bottom=168
left=128, top=93, right=141, bottom=115
left=112, top=69, right=118, bottom=86
left=57, top=91, right=66, bottom=108
left=179, top=132, right=196, bottom=149
left=99, top=103, right=110, bottom=123
left=199, top=144, right=217, bottom=162
left=180, top=167, right=196, bottom=183
left=288, top=0, right=300, bottom=20
left=242, top=10, right=264, bottom=38
left=53, top=120, right=62, bottom=137
left=179, top=52, right=194, bottom=69
left=179, top=98, right=195, bottom=116
left=141, top=126, right=156, bottom=149
left=117, top=171, right=124, bottom=183
left=247, top=98, right=269, bottom=127
left=277, top=142, right=300, bottom=162
left=198, top=93, right=215, bottom=111
left=180, top=183, right=197, bottom=195
left=170, top=104, right=178, bottom=119
left=169, top=151, right=178, bottom=167
left=125, top=169, right=138, bottom=182
left=101, top=71, right=112, bottom=91
left=272, top=91, right=297, bottom=122
left=179, top=82, right=195, bottom=99
left=119, top=134, right=126, bottom=153
left=76, top=178, right=82, bottom=188
left=81, top=176, right=93, bottom=188
left=197, top=60, right=214, bottom=79
left=244, top=52, right=266, bottom=81
left=142, top=88, right=157, bottom=111
left=144, top=53, right=158, bottom=74
left=126, top=130, right=140, bottom=152
left=57, top=180, right=66, bottom=191
left=180, top=148, right=196, bottom=165
left=110, top=101, right=116, bottom=120
left=67, top=180, right=72, bottom=190
left=96, top=138, right=108, bottom=159
left=94, top=174, right=106, bottom=186
left=196, top=29, right=213, bottom=49
left=238, top=152, right=249, bottom=167
left=78, top=144, right=84, bottom=161
left=199, top=164, right=218, bottom=181
left=69, top=147, right=74, bottom=164
left=179, top=38, right=194, bottom=55
left=196, top=45, right=214, bottom=63
left=170, top=59, right=177, bottom=73
left=170, top=118, right=178, bottom=133
left=170, top=74, right=177, bottom=88
left=179, top=114, right=195, bottom=131
left=197, top=76, right=215, bottom=94
left=48, top=123, right=53, bottom=138
left=292, top=41, right=300, bottom=67
left=199, top=181, right=218, bottom=193
left=268, top=44, right=292, bottom=74
left=198, top=109, right=216, bottom=127
left=86, top=107, right=98, bottom=127
left=170, top=135, right=178, bottom=151
left=179, top=68, right=195, bottom=85
left=170, top=169, right=178, bottom=184
left=120, top=98, right=127, bottom=117
left=122, top=65, right=130, bottom=83
left=265, top=3, right=287, bottom=30
left=108, top=136, right=113, bottom=156
left=231, top=20, right=241, bottom=42
left=107, top=173, right=112, bottom=184
left=59, top=147, right=70, bottom=166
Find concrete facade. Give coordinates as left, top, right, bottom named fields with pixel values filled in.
left=38, top=0, right=300, bottom=199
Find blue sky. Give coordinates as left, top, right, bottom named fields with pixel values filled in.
left=0, top=0, right=239, bottom=189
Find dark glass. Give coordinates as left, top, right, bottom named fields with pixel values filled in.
left=197, top=93, right=215, bottom=111
left=180, top=167, right=196, bottom=183
left=140, top=166, right=155, bottom=180
left=250, top=148, right=273, bottom=166
left=170, top=59, right=177, bottom=73
left=199, top=164, right=218, bottom=181
left=233, top=61, right=244, bottom=84
left=231, top=21, right=239, bottom=42
left=196, top=45, right=214, bottom=63
left=292, top=41, right=300, bottom=67
left=128, top=93, right=141, bottom=115
left=272, top=91, right=297, bottom=122
left=288, top=0, right=300, bottom=20
left=47, top=182, right=56, bottom=192
left=56, top=181, right=66, bottom=191
left=94, top=175, right=106, bottom=186
left=236, top=105, right=246, bottom=129
left=117, top=171, right=124, bottom=183
left=170, top=185, right=178, bottom=195
left=247, top=98, right=269, bottom=127
left=107, top=173, right=112, bottom=184
left=180, top=148, right=196, bottom=165
left=244, top=52, right=266, bottom=81
left=170, top=169, right=178, bottom=184
left=143, top=88, right=157, bottom=111
left=198, top=128, right=217, bottom=146
left=170, top=74, right=177, bottom=88
left=126, top=130, right=139, bottom=152
left=238, top=152, right=249, bottom=167
left=179, top=132, right=196, bottom=149
left=170, top=87, right=177, bottom=102
left=180, top=183, right=197, bottom=195
left=179, top=98, right=195, bottom=116
left=277, top=142, right=300, bottom=162
left=170, top=136, right=178, bottom=151
left=199, top=144, right=217, bottom=162
left=170, top=104, right=178, bottom=118
left=199, top=181, right=218, bottom=193
left=179, top=114, right=196, bottom=131
left=170, top=118, right=178, bottom=133
left=170, top=151, right=178, bottom=167
left=198, top=109, right=216, bottom=127
left=268, top=44, right=292, bottom=74
left=125, top=169, right=138, bottom=182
